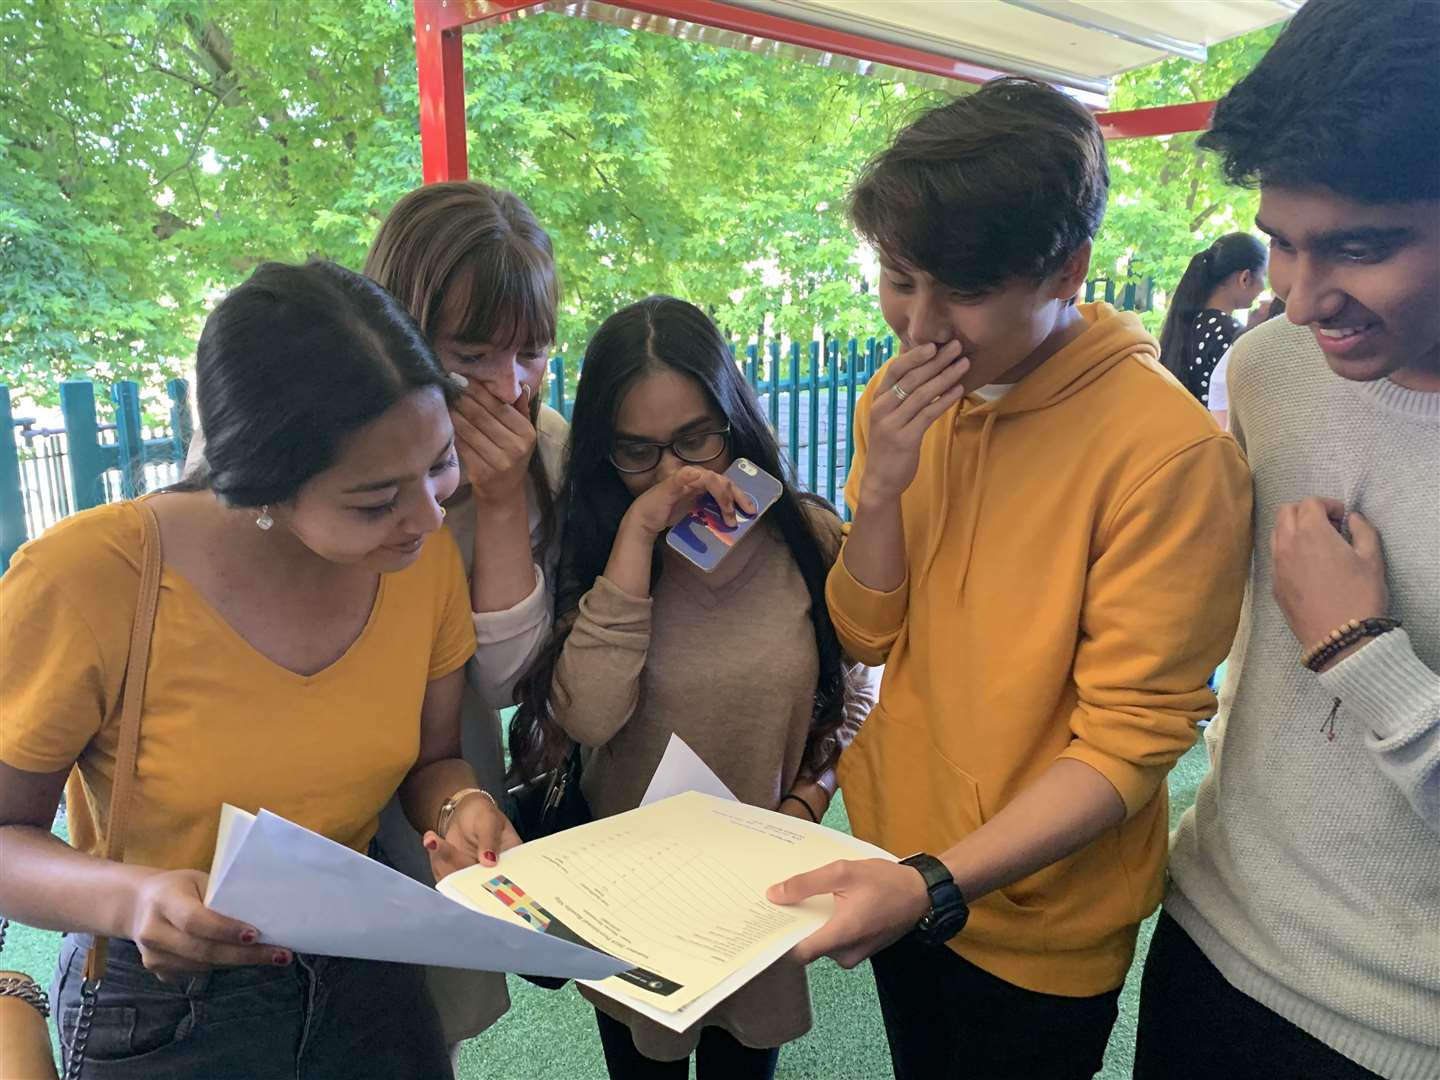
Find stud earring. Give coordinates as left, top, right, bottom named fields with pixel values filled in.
left=256, top=505, right=274, bottom=531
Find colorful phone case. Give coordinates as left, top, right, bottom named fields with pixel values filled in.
left=664, top=458, right=784, bottom=573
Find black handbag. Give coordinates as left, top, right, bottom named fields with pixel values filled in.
left=504, top=742, right=592, bottom=991
left=507, top=741, right=591, bottom=843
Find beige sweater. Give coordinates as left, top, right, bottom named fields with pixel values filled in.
left=551, top=502, right=874, bottom=1059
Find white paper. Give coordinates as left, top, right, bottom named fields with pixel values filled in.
left=639, top=734, right=738, bottom=807
left=204, top=805, right=628, bottom=981
left=440, top=792, right=896, bottom=1032
left=597, top=811, right=894, bottom=1032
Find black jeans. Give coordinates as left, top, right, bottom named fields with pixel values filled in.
left=1135, top=911, right=1382, bottom=1080
left=53, top=934, right=450, bottom=1080
left=870, top=933, right=1120, bottom=1080
left=594, top=1009, right=780, bottom=1080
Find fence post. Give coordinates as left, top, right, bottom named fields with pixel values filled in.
left=806, top=341, right=820, bottom=492
left=787, top=342, right=801, bottom=472
left=826, top=339, right=839, bottom=506
left=112, top=381, right=145, bottom=499
left=745, top=345, right=759, bottom=391
left=0, top=387, right=26, bottom=569
left=60, top=380, right=106, bottom=511
left=549, top=355, right=567, bottom=419
left=845, top=340, right=860, bottom=481
left=767, top=341, right=780, bottom=432
left=167, top=378, right=194, bottom=467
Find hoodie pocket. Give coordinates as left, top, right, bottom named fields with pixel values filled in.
left=839, top=703, right=1048, bottom=949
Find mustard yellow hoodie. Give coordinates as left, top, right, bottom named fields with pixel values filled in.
left=830, top=303, right=1252, bottom=997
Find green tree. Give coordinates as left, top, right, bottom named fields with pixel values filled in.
left=1094, top=25, right=1287, bottom=329
left=1, top=0, right=1283, bottom=411
left=1, top=0, right=421, bottom=406
left=1, top=1, right=925, bottom=408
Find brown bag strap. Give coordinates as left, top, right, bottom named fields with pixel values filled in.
left=83, top=501, right=163, bottom=983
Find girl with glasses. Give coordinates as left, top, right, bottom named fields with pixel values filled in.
left=509, top=295, right=875, bottom=1080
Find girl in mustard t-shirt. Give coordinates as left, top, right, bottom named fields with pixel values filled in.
left=0, top=261, right=520, bottom=1078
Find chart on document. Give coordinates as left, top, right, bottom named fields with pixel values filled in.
left=441, top=791, right=888, bottom=1017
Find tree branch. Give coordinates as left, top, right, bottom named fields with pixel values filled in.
left=154, top=90, right=225, bottom=190
left=553, top=124, right=646, bottom=228
left=1188, top=204, right=1221, bottom=232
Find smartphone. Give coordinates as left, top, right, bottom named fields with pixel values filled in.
left=665, top=458, right=783, bottom=573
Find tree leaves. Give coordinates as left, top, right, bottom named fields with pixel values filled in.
left=2, top=2, right=1283, bottom=405
left=1095, top=26, right=1286, bottom=331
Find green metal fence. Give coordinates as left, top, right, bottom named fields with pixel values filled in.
left=1, top=278, right=1151, bottom=568
left=548, top=334, right=895, bottom=514
left=1, top=379, right=192, bottom=569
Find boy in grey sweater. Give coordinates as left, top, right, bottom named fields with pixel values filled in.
left=1134, top=2, right=1440, bottom=1079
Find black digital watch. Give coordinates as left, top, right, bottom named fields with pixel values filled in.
left=899, top=852, right=970, bottom=945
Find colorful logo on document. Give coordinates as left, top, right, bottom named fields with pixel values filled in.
left=481, top=875, right=552, bottom=931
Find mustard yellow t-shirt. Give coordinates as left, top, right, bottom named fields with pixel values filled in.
left=0, top=501, right=476, bottom=872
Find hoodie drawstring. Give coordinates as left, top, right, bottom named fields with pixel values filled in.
left=953, top=410, right=998, bottom=600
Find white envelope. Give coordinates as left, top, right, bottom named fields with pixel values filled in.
left=639, top=733, right=739, bottom=806
left=204, top=805, right=628, bottom=981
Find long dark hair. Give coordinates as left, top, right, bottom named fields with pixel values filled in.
left=508, top=296, right=848, bottom=784
left=1158, top=233, right=1267, bottom=376
left=183, top=260, right=456, bottom=506
left=364, top=180, right=561, bottom=555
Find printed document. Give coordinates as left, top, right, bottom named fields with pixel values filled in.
left=440, top=790, right=894, bottom=1031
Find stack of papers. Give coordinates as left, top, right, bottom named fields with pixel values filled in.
left=441, top=788, right=892, bottom=1031
left=204, top=735, right=893, bottom=1032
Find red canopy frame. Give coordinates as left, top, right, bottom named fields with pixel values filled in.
left=414, top=0, right=1217, bottom=183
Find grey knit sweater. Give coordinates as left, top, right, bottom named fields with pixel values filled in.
left=1167, top=317, right=1440, bottom=1080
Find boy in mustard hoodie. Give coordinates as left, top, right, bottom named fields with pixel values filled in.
left=768, top=79, right=1253, bottom=1078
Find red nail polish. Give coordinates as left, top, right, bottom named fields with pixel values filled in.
left=240, top=929, right=257, bottom=945
left=483, top=850, right=497, bottom=864
left=272, top=950, right=292, bottom=966
left=423, top=837, right=439, bottom=851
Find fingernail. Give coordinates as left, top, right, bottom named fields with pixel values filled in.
left=423, top=835, right=439, bottom=851
left=240, top=929, right=258, bottom=945
left=483, top=850, right=497, bottom=865
left=447, top=372, right=469, bottom=389
left=272, top=950, right=292, bottom=966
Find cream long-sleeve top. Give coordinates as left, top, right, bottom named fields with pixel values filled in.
left=376, top=402, right=568, bottom=1042
left=551, top=500, right=876, bottom=1059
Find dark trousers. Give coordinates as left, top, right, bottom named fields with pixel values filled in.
left=1135, top=911, right=1382, bottom=1080
left=870, top=933, right=1120, bottom=1080
left=53, top=934, right=450, bottom=1080
left=594, top=1008, right=780, bottom=1080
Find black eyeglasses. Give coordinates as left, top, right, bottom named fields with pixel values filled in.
left=609, top=425, right=731, bottom=474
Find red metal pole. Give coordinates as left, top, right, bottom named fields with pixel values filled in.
left=1096, top=100, right=1216, bottom=140
left=415, top=0, right=469, bottom=182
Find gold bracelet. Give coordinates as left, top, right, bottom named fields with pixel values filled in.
left=435, top=787, right=496, bottom=838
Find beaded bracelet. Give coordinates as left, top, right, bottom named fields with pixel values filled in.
left=1301, top=617, right=1401, bottom=672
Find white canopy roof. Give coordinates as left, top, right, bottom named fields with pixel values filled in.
left=732, top=1, right=1300, bottom=95
left=518, top=0, right=1301, bottom=106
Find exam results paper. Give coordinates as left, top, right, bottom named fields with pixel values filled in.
left=439, top=790, right=895, bottom=1030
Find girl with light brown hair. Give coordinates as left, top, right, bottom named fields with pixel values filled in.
left=365, top=180, right=570, bottom=1052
